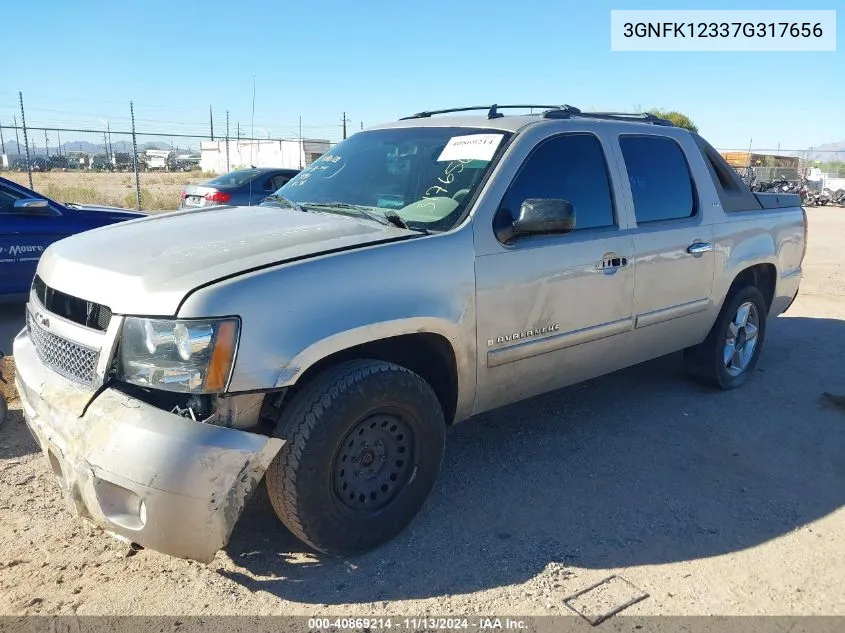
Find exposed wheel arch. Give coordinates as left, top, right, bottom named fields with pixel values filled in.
left=281, top=332, right=460, bottom=425
left=724, top=263, right=776, bottom=313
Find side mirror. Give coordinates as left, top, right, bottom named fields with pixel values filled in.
left=509, top=198, right=576, bottom=240
left=14, top=198, right=50, bottom=211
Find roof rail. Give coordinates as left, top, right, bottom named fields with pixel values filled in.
left=400, top=104, right=581, bottom=120
left=542, top=110, right=675, bottom=126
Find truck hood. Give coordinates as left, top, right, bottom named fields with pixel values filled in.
left=37, top=205, right=413, bottom=316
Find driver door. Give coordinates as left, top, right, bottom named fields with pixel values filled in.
left=474, top=132, right=635, bottom=413
left=0, top=181, right=65, bottom=297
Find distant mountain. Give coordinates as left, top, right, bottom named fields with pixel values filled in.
left=803, top=140, right=845, bottom=162
left=1, top=138, right=188, bottom=158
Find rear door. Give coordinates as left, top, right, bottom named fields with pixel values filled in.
left=246, top=173, right=283, bottom=205
left=618, top=134, right=716, bottom=362
left=0, top=182, right=68, bottom=296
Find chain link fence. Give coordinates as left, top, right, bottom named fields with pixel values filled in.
left=0, top=94, right=337, bottom=212
left=1, top=92, right=843, bottom=211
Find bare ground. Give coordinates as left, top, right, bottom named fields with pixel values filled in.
left=0, top=208, right=843, bottom=618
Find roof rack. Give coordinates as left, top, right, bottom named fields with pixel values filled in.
left=542, top=110, right=675, bottom=126
left=400, top=104, right=581, bottom=120
left=399, top=105, right=675, bottom=127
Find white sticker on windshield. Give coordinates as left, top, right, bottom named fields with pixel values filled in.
left=437, top=134, right=504, bottom=162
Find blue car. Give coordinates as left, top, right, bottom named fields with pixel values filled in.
left=0, top=176, right=144, bottom=302
left=180, top=167, right=300, bottom=209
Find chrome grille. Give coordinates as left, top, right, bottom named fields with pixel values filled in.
left=27, top=311, right=99, bottom=385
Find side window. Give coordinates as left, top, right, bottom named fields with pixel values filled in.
left=619, top=135, right=695, bottom=223
left=271, top=174, right=292, bottom=190
left=262, top=176, right=277, bottom=192
left=499, top=134, right=615, bottom=233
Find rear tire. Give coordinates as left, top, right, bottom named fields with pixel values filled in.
left=265, top=359, right=445, bottom=556
left=685, top=286, right=768, bottom=390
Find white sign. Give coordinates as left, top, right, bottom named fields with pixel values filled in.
left=437, top=134, right=504, bottom=162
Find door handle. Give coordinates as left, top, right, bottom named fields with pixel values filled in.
left=687, top=242, right=713, bottom=255
left=597, top=255, right=629, bottom=273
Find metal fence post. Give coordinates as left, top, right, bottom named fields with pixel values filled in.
left=19, top=92, right=33, bottom=189
left=130, top=101, right=141, bottom=211
left=225, top=110, right=230, bottom=172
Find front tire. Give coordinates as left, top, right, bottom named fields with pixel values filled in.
left=265, top=359, right=445, bottom=556
left=685, top=286, right=768, bottom=390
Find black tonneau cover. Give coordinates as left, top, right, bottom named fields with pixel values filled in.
left=754, top=193, right=802, bottom=209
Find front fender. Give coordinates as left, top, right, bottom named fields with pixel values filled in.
left=178, top=229, right=478, bottom=419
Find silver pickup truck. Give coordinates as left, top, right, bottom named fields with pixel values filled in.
left=14, top=105, right=807, bottom=562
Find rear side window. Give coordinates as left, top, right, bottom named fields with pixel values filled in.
left=501, top=133, right=615, bottom=231
left=620, top=135, right=695, bottom=223
left=207, top=169, right=260, bottom=187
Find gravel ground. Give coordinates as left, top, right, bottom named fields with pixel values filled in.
left=0, top=208, right=843, bottom=618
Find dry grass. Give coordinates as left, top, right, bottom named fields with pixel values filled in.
left=2, top=171, right=213, bottom=213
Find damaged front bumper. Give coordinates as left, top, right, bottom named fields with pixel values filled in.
left=13, top=327, right=283, bottom=563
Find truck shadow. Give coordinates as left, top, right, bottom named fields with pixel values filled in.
left=0, top=302, right=25, bottom=358
left=224, top=314, right=845, bottom=603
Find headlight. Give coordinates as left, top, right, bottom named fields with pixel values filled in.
left=119, top=317, right=239, bottom=393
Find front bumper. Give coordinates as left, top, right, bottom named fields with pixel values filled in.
left=13, top=327, right=282, bottom=563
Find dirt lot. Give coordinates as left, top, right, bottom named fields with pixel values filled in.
left=0, top=208, right=843, bottom=619
left=2, top=171, right=210, bottom=212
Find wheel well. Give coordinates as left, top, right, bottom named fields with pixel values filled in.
left=728, top=263, right=776, bottom=311
left=283, top=333, right=460, bottom=425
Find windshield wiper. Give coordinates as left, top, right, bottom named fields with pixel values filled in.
left=262, top=194, right=307, bottom=213
left=301, top=201, right=422, bottom=232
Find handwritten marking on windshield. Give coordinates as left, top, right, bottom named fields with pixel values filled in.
left=425, top=159, right=472, bottom=198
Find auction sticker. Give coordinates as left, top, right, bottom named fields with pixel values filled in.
left=438, top=134, right=503, bottom=162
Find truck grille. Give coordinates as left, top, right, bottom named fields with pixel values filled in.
left=26, top=310, right=100, bottom=385
left=32, top=275, right=112, bottom=332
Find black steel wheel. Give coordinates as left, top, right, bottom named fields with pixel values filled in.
left=332, top=411, right=415, bottom=513
left=265, top=359, right=445, bottom=555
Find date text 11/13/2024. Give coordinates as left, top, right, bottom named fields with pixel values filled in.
left=308, top=617, right=528, bottom=630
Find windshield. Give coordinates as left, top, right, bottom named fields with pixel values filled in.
left=270, top=127, right=510, bottom=232
left=207, top=169, right=261, bottom=187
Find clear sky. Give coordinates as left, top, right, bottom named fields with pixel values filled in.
left=1, top=0, right=842, bottom=152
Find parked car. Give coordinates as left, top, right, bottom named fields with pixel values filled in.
left=0, top=176, right=144, bottom=301
left=90, top=154, right=112, bottom=171
left=13, top=106, right=806, bottom=563
left=13, top=157, right=49, bottom=172
left=180, top=167, right=299, bottom=208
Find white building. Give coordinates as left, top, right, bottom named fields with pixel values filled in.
left=200, top=139, right=331, bottom=174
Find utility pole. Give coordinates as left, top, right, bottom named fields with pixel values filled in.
left=44, top=129, right=49, bottom=157
left=107, top=122, right=114, bottom=157
left=0, top=120, right=5, bottom=156
left=237, top=122, right=240, bottom=142
left=360, top=121, right=363, bottom=130
left=341, top=112, right=350, bottom=140
left=103, top=132, right=109, bottom=159
left=13, top=115, right=20, bottom=156
left=209, top=105, right=214, bottom=141
left=57, top=129, right=62, bottom=155
left=225, top=110, right=230, bottom=172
